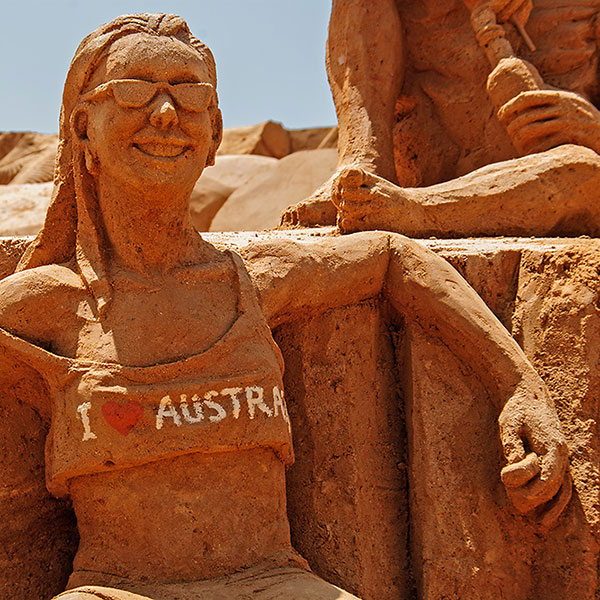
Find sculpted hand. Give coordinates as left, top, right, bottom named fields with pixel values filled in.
left=499, top=381, right=571, bottom=529
left=498, top=90, right=600, bottom=155
left=463, top=0, right=533, bottom=25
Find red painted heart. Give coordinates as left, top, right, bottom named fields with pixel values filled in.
left=102, top=401, right=144, bottom=436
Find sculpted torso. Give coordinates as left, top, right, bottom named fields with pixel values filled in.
left=398, top=0, right=600, bottom=181
left=0, top=259, right=237, bottom=364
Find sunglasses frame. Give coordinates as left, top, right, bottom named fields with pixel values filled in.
left=79, top=79, right=216, bottom=113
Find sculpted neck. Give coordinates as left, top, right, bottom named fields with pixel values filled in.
left=95, top=174, right=199, bottom=276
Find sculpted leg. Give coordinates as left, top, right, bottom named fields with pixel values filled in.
left=281, top=0, right=403, bottom=227
left=327, top=0, right=403, bottom=180
left=56, top=567, right=361, bottom=600
left=334, top=145, right=600, bottom=237
left=54, top=588, right=148, bottom=600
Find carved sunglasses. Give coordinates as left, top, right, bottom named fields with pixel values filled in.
left=79, top=79, right=215, bottom=112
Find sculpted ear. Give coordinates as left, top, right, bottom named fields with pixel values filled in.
left=206, top=106, right=223, bottom=167
left=70, top=106, right=99, bottom=175
left=71, top=106, right=89, bottom=141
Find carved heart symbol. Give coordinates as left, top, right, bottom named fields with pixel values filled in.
left=102, top=401, right=144, bottom=436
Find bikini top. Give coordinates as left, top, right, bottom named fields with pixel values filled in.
left=0, top=252, right=293, bottom=498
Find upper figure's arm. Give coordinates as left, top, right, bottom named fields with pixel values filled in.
left=462, top=0, right=533, bottom=25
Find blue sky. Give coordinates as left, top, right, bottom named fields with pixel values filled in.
left=0, top=1, right=336, bottom=134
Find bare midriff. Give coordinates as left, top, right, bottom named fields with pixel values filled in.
left=68, top=448, right=292, bottom=583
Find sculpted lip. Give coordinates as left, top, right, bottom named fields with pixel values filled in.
left=132, top=137, right=192, bottom=159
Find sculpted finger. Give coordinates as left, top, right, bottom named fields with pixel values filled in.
left=520, top=132, right=584, bottom=155
left=495, top=0, right=532, bottom=23
left=280, top=203, right=299, bottom=226
left=539, top=472, right=572, bottom=531
left=503, top=106, right=562, bottom=135
left=498, top=92, right=557, bottom=124
left=501, top=452, right=540, bottom=488
left=507, top=476, right=562, bottom=513
left=333, top=166, right=365, bottom=209
left=513, top=3, right=533, bottom=27
left=510, top=121, right=567, bottom=154
left=506, top=445, right=567, bottom=512
left=335, top=165, right=368, bottom=191
left=499, top=418, right=526, bottom=465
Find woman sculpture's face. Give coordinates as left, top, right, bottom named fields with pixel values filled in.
left=78, top=33, right=216, bottom=191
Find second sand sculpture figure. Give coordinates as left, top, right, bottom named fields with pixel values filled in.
left=283, top=0, right=600, bottom=237
left=0, top=13, right=571, bottom=600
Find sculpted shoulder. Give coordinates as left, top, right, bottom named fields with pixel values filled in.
left=219, top=231, right=390, bottom=326
left=0, top=264, right=86, bottom=348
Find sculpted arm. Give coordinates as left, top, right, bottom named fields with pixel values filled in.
left=0, top=266, right=83, bottom=346
left=384, top=234, right=570, bottom=526
left=239, top=231, right=570, bottom=527
left=240, top=232, right=534, bottom=391
left=462, top=0, right=532, bottom=24
left=0, top=266, right=84, bottom=418
left=232, top=232, right=390, bottom=328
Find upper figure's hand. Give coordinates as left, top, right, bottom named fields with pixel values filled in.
left=498, top=380, right=571, bottom=529
left=498, top=89, right=600, bottom=155
left=462, top=0, right=533, bottom=25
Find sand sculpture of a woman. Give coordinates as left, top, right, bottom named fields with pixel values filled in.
left=0, top=13, right=571, bottom=600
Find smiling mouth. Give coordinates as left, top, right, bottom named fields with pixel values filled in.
left=133, top=142, right=189, bottom=159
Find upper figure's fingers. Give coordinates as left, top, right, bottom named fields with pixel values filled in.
left=493, top=0, right=533, bottom=24
left=503, top=105, right=563, bottom=133
left=508, top=120, right=566, bottom=153
left=498, top=92, right=560, bottom=124
left=519, top=131, right=588, bottom=155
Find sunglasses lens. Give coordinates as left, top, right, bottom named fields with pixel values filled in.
left=112, top=80, right=156, bottom=108
left=173, top=83, right=214, bottom=112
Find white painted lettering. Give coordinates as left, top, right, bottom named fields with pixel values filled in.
left=246, top=386, right=272, bottom=419
left=156, top=395, right=182, bottom=430
left=154, top=384, right=287, bottom=431
left=180, top=394, right=204, bottom=424
left=272, top=386, right=290, bottom=424
left=77, top=402, right=97, bottom=441
left=204, top=391, right=227, bottom=423
left=221, top=387, right=243, bottom=419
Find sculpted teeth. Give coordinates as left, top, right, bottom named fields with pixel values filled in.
left=134, top=142, right=186, bottom=158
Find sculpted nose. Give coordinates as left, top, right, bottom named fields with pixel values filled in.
left=149, top=95, right=179, bottom=129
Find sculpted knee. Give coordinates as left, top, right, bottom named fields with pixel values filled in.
left=54, top=591, right=103, bottom=600
left=54, top=588, right=138, bottom=600
left=556, top=143, right=600, bottom=168
left=528, top=144, right=600, bottom=197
